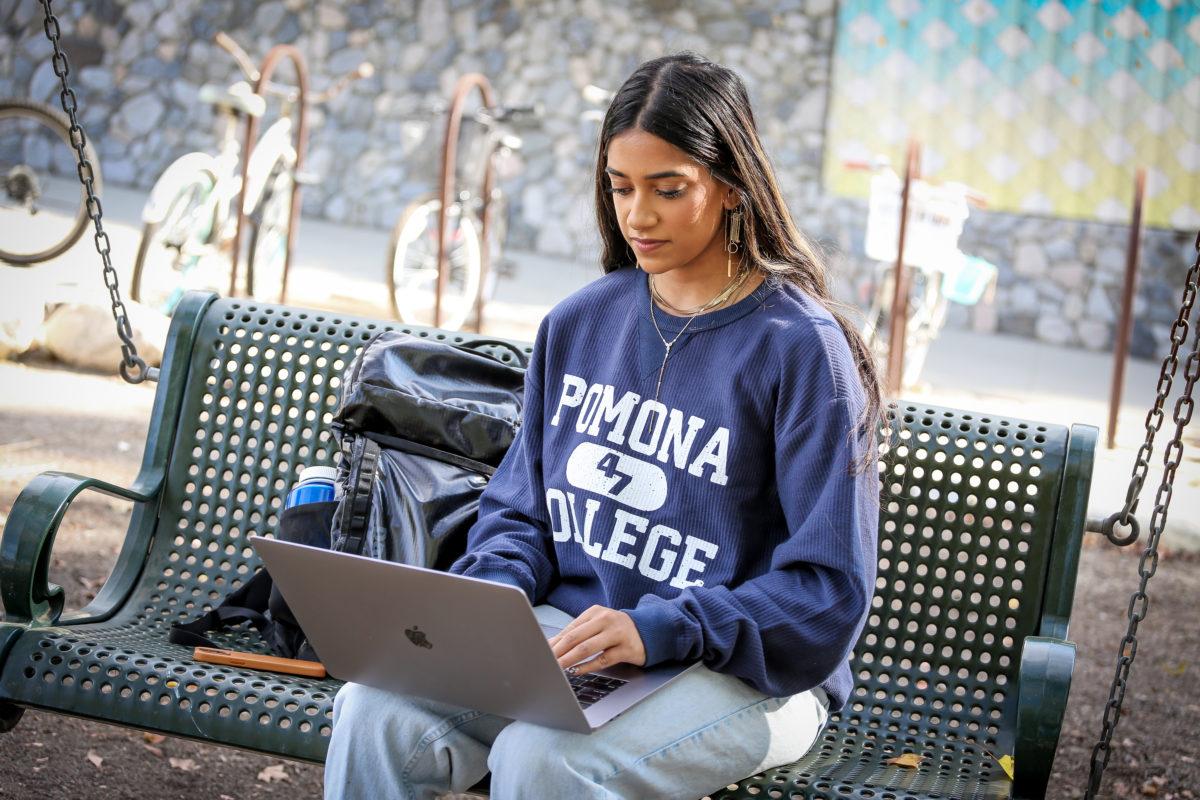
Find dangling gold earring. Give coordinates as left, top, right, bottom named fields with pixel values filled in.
left=726, top=206, right=743, bottom=277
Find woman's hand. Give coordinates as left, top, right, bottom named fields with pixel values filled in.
left=548, top=605, right=647, bottom=676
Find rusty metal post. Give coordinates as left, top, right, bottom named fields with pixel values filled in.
left=437, top=74, right=497, bottom=331
left=230, top=45, right=309, bottom=302
left=1107, top=167, right=1146, bottom=449
left=886, top=140, right=921, bottom=394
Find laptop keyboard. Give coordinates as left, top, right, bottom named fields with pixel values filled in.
left=567, top=672, right=628, bottom=708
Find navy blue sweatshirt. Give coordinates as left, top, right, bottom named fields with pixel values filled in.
left=451, top=266, right=878, bottom=708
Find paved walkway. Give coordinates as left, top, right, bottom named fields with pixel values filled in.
left=4, top=182, right=1197, bottom=550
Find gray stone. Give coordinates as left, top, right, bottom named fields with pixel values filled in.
left=317, top=4, right=348, bottom=29
left=103, top=157, right=138, bottom=185
left=1013, top=242, right=1049, bottom=277
left=745, top=9, right=774, bottom=29
left=1010, top=284, right=1039, bottom=310
left=1061, top=292, right=1085, bottom=322
left=130, top=55, right=180, bottom=80
left=1044, top=236, right=1077, bottom=263
left=1086, top=285, right=1115, bottom=320
left=1000, top=311, right=1039, bottom=338
left=1076, top=319, right=1111, bottom=350
left=1129, top=320, right=1158, bottom=360
left=153, top=8, right=186, bottom=39
left=41, top=301, right=169, bottom=373
left=329, top=47, right=370, bottom=76
left=417, top=0, right=451, bottom=45
left=1049, top=261, right=1088, bottom=290
left=80, top=66, right=115, bottom=92
left=115, top=92, right=165, bottom=138
left=1094, top=245, right=1127, bottom=276
left=702, top=19, right=750, bottom=44
left=257, top=2, right=288, bottom=32
left=29, top=61, right=61, bottom=104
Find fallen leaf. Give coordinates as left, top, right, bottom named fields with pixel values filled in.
left=169, top=757, right=200, bottom=772
left=142, top=733, right=166, bottom=744
left=1142, top=776, right=1169, bottom=796
left=144, top=745, right=164, bottom=758
left=86, top=750, right=103, bottom=769
left=257, top=763, right=291, bottom=783
left=998, top=754, right=1015, bottom=780
left=1163, top=662, right=1187, bottom=677
left=886, top=753, right=925, bottom=768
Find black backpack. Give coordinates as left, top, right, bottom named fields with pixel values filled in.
left=170, top=331, right=527, bottom=662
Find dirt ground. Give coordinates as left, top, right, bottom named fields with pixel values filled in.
left=0, top=356, right=1197, bottom=800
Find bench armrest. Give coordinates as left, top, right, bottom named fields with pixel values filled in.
left=1, top=292, right=217, bottom=628
left=1013, top=635, right=1076, bottom=800
left=1, top=471, right=159, bottom=626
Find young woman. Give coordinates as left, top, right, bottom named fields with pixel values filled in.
left=324, top=53, right=881, bottom=800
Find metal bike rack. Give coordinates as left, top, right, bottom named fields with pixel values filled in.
left=229, top=44, right=310, bottom=302
left=437, top=73, right=497, bottom=332
left=885, top=139, right=921, bottom=394
left=1107, top=167, right=1146, bottom=449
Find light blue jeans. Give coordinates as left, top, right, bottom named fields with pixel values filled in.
left=324, top=606, right=830, bottom=800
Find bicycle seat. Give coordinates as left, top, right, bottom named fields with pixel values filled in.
left=198, top=81, right=266, bottom=117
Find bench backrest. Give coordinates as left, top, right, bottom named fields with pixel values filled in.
left=140, top=294, right=1086, bottom=765
left=149, top=298, right=531, bottom=643
left=844, top=405, right=1080, bottom=770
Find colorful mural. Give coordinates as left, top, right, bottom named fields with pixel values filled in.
left=824, top=0, right=1200, bottom=231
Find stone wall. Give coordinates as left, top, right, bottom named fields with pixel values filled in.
left=2, top=0, right=1192, bottom=360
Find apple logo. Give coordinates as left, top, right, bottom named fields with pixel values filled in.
left=405, top=625, right=433, bottom=649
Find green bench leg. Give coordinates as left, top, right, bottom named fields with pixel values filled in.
left=0, top=625, right=25, bottom=732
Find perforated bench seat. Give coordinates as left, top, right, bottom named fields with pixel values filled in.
left=0, top=291, right=1095, bottom=799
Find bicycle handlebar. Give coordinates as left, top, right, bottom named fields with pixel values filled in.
left=215, top=31, right=261, bottom=82
left=214, top=31, right=374, bottom=106
left=485, top=104, right=542, bottom=124
left=309, top=61, right=374, bottom=104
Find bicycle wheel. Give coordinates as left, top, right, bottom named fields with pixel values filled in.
left=246, top=156, right=293, bottom=305
left=387, top=195, right=482, bottom=330
left=131, top=171, right=218, bottom=314
left=0, top=99, right=101, bottom=265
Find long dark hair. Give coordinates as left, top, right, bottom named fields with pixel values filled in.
left=594, top=53, right=883, bottom=448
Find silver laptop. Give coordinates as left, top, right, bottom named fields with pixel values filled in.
left=250, top=536, right=699, bottom=733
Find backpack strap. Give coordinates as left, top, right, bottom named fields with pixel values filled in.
left=458, top=338, right=530, bottom=369
left=336, top=435, right=380, bottom=556
left=168, top=569, right=273, bottom=650
left=362, top=430, right=496, bottom=478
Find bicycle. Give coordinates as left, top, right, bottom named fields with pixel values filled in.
left=0, top=98, right=102, bottom=265
left=849, top=156, right=995, bottom=389
left=386, top=101, right=537, bottom=330
left=132, top=32, right=370, bottom=314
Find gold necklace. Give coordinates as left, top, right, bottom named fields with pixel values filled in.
left=647, top=269, right=751, bottom=402
left=648, top=266, right=750, bottom=317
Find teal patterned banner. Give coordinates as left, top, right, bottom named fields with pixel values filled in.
left=825, top=0, right=1199, bottom=230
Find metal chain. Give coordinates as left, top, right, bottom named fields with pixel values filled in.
left=39, top=0, right=155, bottom=383
left=1095, top=231, right=1199, bottom=546
left=1085, top=230, right=1199, bottom=799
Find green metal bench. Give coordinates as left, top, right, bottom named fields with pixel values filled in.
left=0, top=290, right=1095, bottom=799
